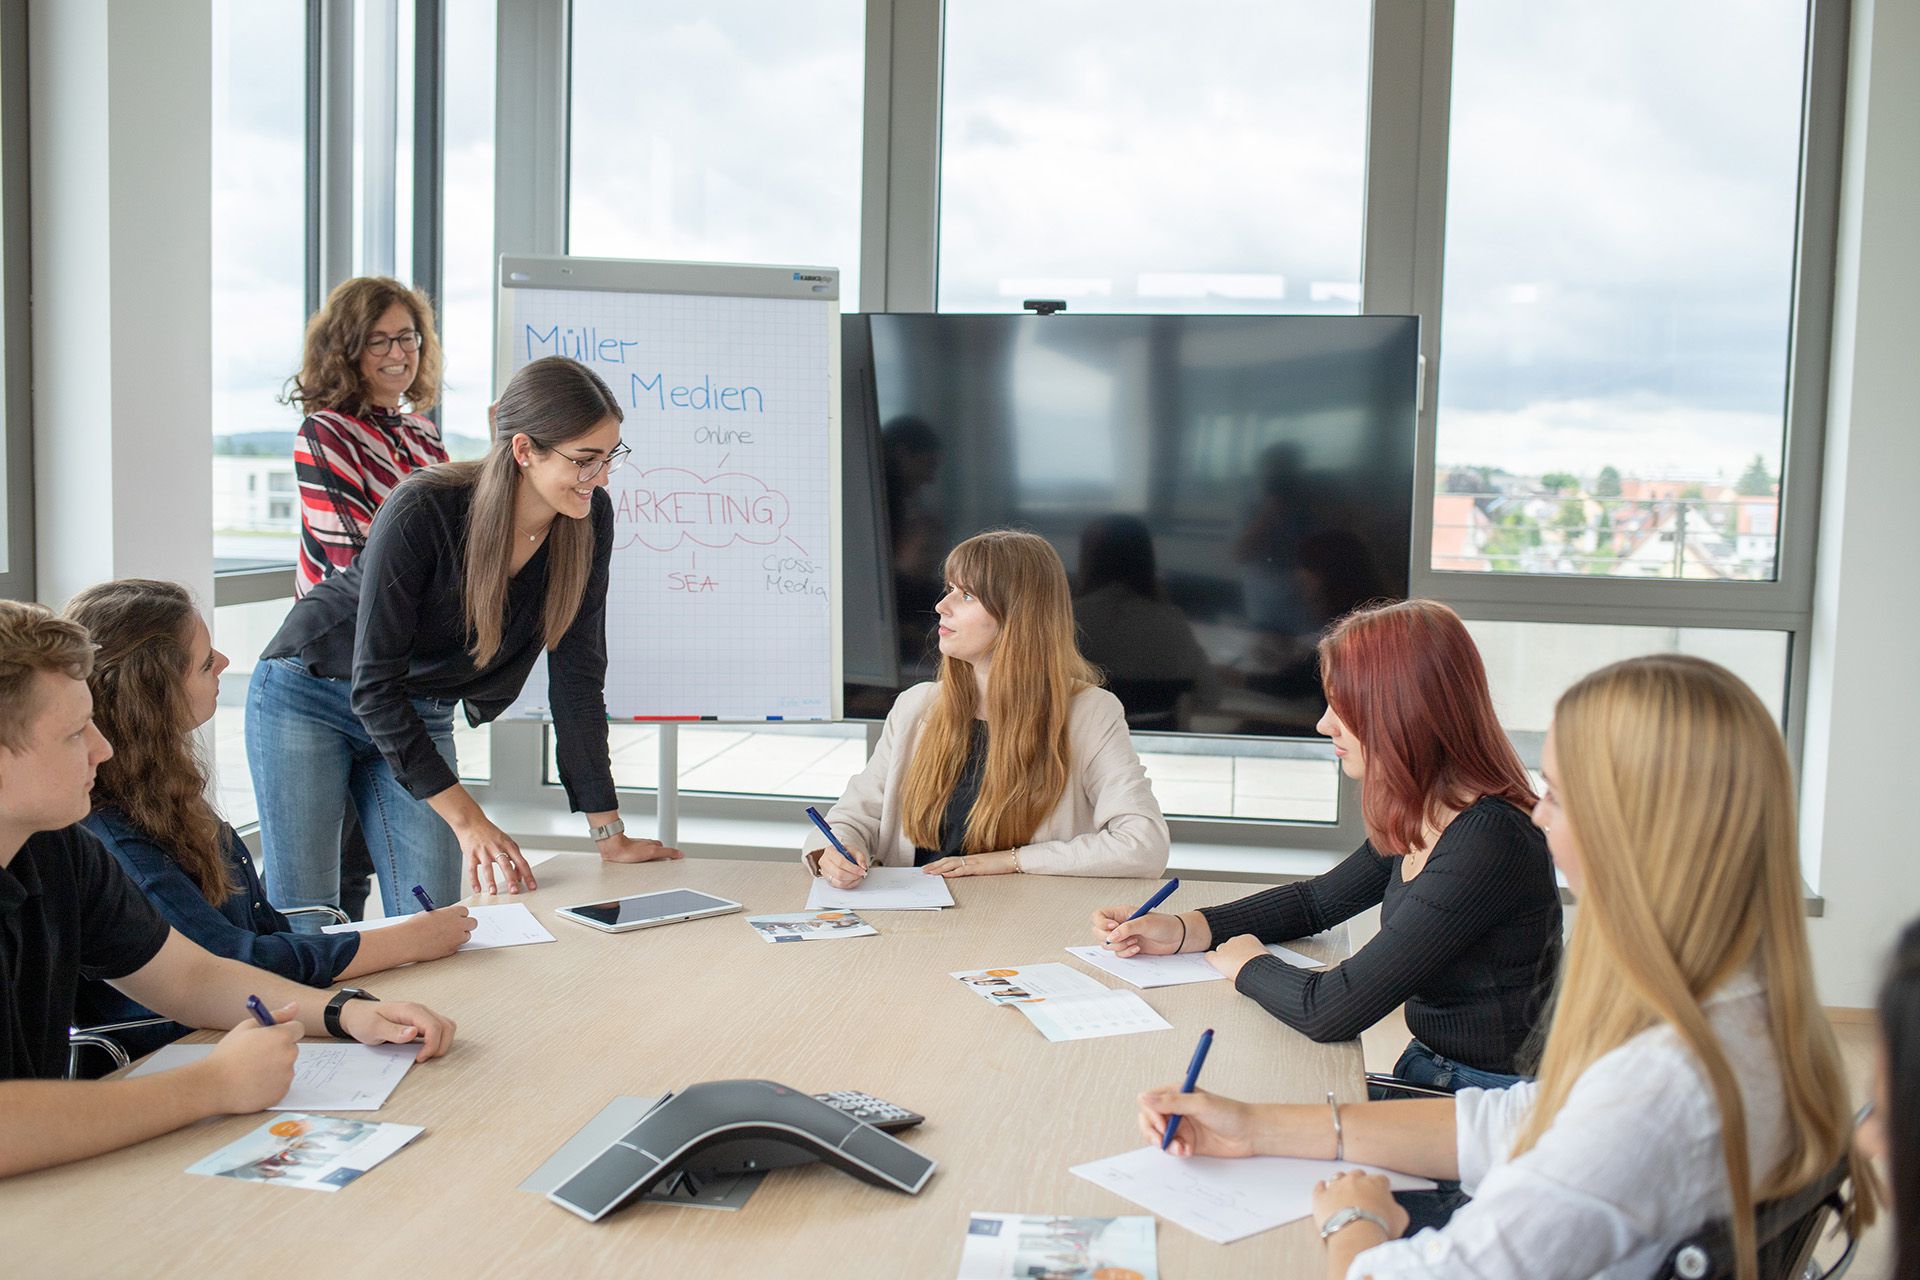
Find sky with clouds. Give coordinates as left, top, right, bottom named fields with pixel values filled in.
left=213, top=0, right=1810, bottom=517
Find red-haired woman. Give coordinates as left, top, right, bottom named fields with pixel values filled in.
left=1094, top=599, right=1562, bottom=1088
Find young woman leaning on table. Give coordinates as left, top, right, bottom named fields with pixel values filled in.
left=1137, top=654, right=1875, bottom=1280
left=1094, top=599, right=1561, bottom=1088
left=247, top=356, right=681, bottom=925
left=804, top=529, right=1168, bottom=884
left=61, top=580, right=476, bottom=1066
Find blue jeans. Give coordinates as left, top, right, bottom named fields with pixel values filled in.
left=246, top=657, right=462, bottom=932
left=1387, top=1038, right=1528, bottom=1094
left=1374, top=1039, right=1528, bottom=1234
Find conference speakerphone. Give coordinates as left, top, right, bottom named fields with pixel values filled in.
left=547, top=1080, right=935, bottom=1223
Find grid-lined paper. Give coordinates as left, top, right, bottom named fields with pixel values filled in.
left=501, top=284, right=835, bottom=721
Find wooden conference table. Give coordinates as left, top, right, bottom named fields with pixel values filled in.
left=6, top=855, right=1362, bottom=1278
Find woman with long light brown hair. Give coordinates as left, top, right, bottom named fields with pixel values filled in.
left=65, top=580, right=475, bottom=1065
left=805, top=530, right=1167, bottom=881
left=1135, top=654, right=1874, bottom=1280
left=248, top=356, right=680, bottom=925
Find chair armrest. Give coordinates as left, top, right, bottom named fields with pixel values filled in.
left=66, top=1017, right=179, bottom=1078
left=1363, top=1072, right=1457, bottom=1101
left=281, top=904, right=351, bottom=926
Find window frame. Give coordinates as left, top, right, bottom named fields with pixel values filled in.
left=477, top=0, right=1850, bottom=870
left=214, top=0, right=451, bottom=610
left=0, top=0, right=32, bottom=603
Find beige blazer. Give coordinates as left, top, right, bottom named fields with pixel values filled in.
left=802, top=682, right=1170, bottom=878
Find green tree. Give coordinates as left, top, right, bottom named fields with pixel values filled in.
left=1735, top=453, right=1775, bottom=497
left=1553, top=499, right=1587, bottom=533
left=1595, top=465, right=1623, bottom=498
left=1483, top=510, right=1542, bottom=573
left=1541, top=471, right=1578, bottom=494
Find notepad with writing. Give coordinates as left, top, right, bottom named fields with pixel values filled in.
left=323, top=902, right=556, bottom=950
left=805, top=866, right=955, bottom=910
left=130, top=1042, right=417, bottom=1111
left=1072, top=1146, right=1435, bottom=1243
left=1065, top=942, right=1321, bottom=988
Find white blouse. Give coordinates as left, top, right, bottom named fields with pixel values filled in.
left=801, top=682, right=1169, bottom=877
left=1352, top=969, right=1789, bottom=1280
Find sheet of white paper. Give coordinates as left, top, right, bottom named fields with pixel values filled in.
left=1017, top=991, right=1172, bottom=1042
left=1066, top=943, right=1321, bottom=988
left=805, top=866, right=955, bottom=910
left=1071, top=1146, right=1436, bottom=1244
left=323, top=902, right=556, bottom=951
left=131, top=1042, right=418, bottom=1111
left=950, top=962, right=1112, bottom=1004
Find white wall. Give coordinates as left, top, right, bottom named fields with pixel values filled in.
left=29, top=0, right=212, bottom=608
left=1798, top=0, right=1920, bottom=1007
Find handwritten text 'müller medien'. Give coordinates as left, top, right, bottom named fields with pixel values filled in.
left=524, top=325, right=767, bottom=414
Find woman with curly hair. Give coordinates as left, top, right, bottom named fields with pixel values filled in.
left=285, top=277, right=452, bottom=919
left=286, top=276, right=450, bottom=595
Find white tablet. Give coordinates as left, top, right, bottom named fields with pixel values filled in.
left=555, top=889, right=742, bottom=934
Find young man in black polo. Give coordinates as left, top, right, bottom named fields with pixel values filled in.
left=0, top=600, right=458, bottom=1177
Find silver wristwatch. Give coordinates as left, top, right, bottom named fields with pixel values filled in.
left=1318, top=1206, right=1392, bottom=1243
left=587, top=817, right=625, bottom=842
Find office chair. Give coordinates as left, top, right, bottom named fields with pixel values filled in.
left=1653, top=1147, right=1864, bottom=1280
left=66, top=904, right=351, bottom=1077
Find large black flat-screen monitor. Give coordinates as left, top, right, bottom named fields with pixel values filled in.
left=849, top=313, right=1418, bottom=739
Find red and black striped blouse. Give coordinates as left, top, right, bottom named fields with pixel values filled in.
left=293, top=406, right=449, bottom=597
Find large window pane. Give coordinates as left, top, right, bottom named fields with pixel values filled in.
left=1464, top=620, right=1790, bottom=752
left=1433, top=1, right=1807, bottom=581
left=211, top=598, right=298, bottom=829
left=561, top=724, right=1340, bottom=824
left=211, top=1, right=305, bottom=570
left=939, top=2, right=1367, bottom=313
left=567, top=1, right=863, bottom=299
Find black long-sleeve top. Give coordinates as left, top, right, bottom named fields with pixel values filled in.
left=264, top=474, right=618, bottom=814
left=1200, top=797, right=1562, bottom=1074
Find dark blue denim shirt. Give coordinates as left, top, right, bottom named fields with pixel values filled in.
left=71, top=807, right=362, bottom=1067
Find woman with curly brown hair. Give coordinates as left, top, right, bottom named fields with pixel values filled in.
left=285, top=277, right=452, bottom=919
left=64, top=580, right=475, bottom=1066
left=286, top=276, right=450, bottom=596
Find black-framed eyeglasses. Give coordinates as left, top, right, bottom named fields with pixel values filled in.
left=555, top=442, right=632, bottom=482
left=364, top=330, right=423, bottom=355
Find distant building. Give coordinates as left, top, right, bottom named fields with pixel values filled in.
left=1431, top=494, right=1491, bottom=572
left=1735, top=497, right=1779, bottom=570
left=213, top=455, right=298, bottom=532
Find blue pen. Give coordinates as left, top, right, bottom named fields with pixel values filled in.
left=245, top=995, right=276, bottom=1028
left=1125, top=877, right=1181, bottom=923
left=1161, top=1027, right=1215, bottom=1151
left=803, top=806, right=861, bottom=867
left=412, top=884, right=437, bottom=912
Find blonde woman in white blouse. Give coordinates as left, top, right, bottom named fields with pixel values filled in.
left=1137, top=655, right=1875, bottom=1280
left=804, top=530, right=1167, bottom=882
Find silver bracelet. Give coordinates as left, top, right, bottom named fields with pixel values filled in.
left=1327, top=1090, right=1344, bottom=1162
left=1318, top=1206, right=1391, bottom=1243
